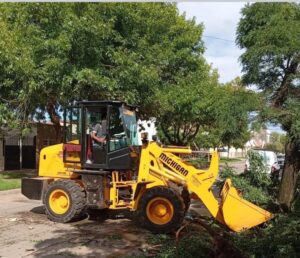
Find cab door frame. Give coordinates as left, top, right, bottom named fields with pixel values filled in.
left=63, top=105, right=82, bottom=164
left=81, top=103, right=109, bottom=170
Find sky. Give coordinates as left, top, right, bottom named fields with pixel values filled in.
left=177, top=2, right=245, bottom=83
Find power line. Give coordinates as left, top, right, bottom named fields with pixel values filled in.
left=203, top=35, right=235, bottom=43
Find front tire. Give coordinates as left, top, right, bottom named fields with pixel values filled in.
left=44, top=180, right=86, bottom=223
left=137, top=187, right=185, bottom=233
left=181, top=188, right=191, bottom=212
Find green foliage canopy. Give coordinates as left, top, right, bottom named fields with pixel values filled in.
left=195, top=77, right=259, bottom=149
left=0, top=3, right=257, bottom=149
left=236, top=3, right=300, bottom=135
left=0, top=3, right=213, bottom=143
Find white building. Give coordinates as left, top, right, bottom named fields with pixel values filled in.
left=137, top=118, right=157, bottom=145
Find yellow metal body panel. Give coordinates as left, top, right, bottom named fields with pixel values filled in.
left=109, top=171, right=136, bottom=209
left=220, top=179, right=273, bottom=232
left=39, top=142, right=81, bottom=179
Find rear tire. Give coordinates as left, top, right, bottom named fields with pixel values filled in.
left=44, top=180, right=86, bottom=223
left=136, top=187, right=185, bottom=233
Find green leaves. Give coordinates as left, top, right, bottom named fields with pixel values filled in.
left=234, top=214, right=300, bottom=258
left=237, top=3, right=300, bottom=103
left=0, top=3, right=258, bottom=149
left=219, top=164, right=271, bottom=205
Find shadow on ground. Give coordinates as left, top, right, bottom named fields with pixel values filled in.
left=26, top=208, right=151, bottom=258
left=30, top=206, right=45, bottom=215
left=32, top=220, right=150, bottom=258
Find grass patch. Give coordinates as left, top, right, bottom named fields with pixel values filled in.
left=0, top=172, right=29, bottom=191
left=220, top=157, right=243, bottom=163
left=188, top=157, right=243, bottom=169
left=0, top=174, right=21, bottom=191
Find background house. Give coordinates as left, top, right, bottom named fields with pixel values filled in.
left=219, top=128, right=272, bottom=158
left=0, top=122, right=58, bottom=171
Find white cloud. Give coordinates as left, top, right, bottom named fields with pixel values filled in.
left=178, top=2, right=245, bottom=83
left=206, top=56, right=242, bottom=83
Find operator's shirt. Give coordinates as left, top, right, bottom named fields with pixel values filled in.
left=92, top=123, right=104, bottom=147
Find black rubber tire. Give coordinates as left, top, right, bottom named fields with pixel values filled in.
left=44, top=180, right=86, bottom=223
left=181, top=188, right=191, bottom=213
left=136, top=187, right=185, bottom=233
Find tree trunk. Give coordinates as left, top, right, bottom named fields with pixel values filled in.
left=227, top=145, right=230, bottom=159
left=46, top=103, right=62, bottom=143
left=278, top=136, right=300, bottom=211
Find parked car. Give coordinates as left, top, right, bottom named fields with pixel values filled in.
left=245, top=149, right=280, bottom=176
left=277, top=154, right=285, bottom=170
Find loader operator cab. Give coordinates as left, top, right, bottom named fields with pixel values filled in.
left=63, top=101, right=139, bottom=170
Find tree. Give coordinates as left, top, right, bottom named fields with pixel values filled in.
left=194, top=78, right=259, bottom=151
left=217, top=79, right=258, bottom=152
left=265, top=132, right=286, bottom=153
left=0, top=19, right=35, bottom=133
left=0, top=3, right=213, bottom=144
left=156, top=69, right=219, bottom=145
left=236, top=3, right=300, bottom=210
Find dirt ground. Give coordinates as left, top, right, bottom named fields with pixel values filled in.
left=0, top=189, right=154, bottom=258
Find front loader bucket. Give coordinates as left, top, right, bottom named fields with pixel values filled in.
left=220, top=179, right=273, bottom=232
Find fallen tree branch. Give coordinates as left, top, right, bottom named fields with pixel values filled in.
left=175, top=217, right=245, bottom=258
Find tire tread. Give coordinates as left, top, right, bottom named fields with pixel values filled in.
left=44, top=180, right=86, bottom=223
left=136, top=186, right=185, bottom=233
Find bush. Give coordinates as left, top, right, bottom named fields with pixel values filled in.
left=220, top=156, right=300, bottom=258
left=245, top=150, right=272, bottom=189
left=234, top=214, right=300, bottom=258
left=219, top=164, right=271, bottom=205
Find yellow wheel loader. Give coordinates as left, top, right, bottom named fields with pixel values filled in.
left=22, top=101, right=272, bottom=233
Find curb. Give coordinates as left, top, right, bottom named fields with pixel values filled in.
left=0, top=188, right=21, bottom=196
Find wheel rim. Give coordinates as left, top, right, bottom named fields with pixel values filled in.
left=49, top=189, right=70, bottom=215
left=146, top=197, right=174, bottom=225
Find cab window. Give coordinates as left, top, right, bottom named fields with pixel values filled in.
left=109, top=107, right=127, bottom=152
left=64, top=107, right=81, bottom=143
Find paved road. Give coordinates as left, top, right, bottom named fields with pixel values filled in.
left=0, top=189, right=40, bottom=216
left=0, top=190, right=152, bottom=258
left=220, top=160, right=246, bottom=175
